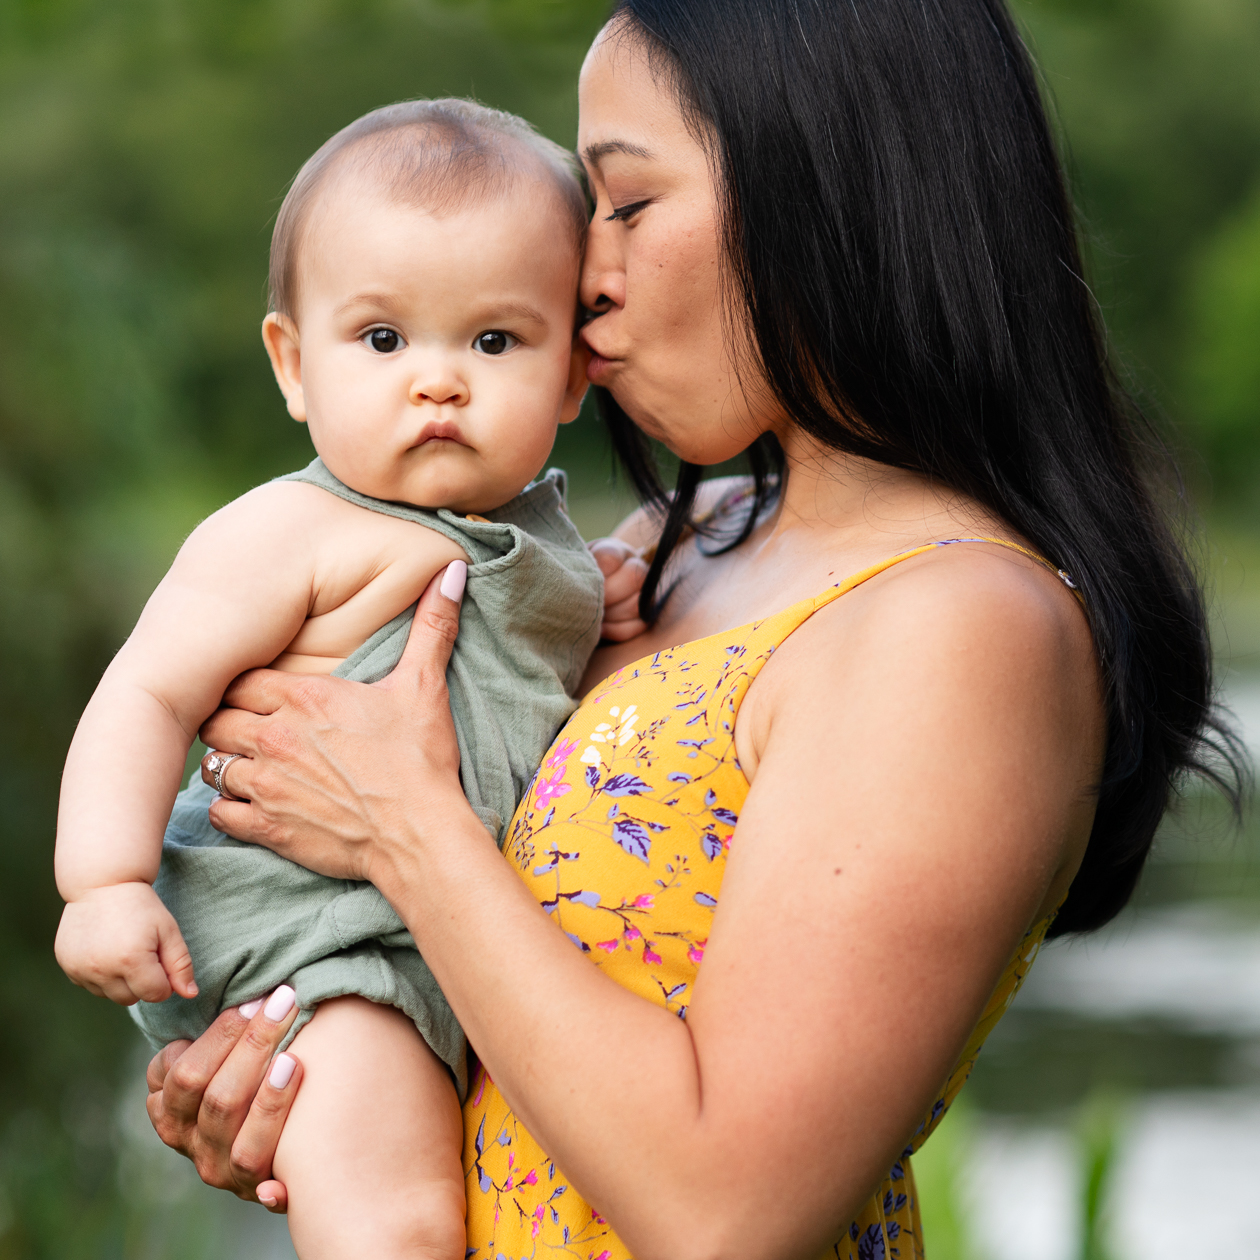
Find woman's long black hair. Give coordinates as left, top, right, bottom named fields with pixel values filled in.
left=599, top=0, right=1249, bottom=936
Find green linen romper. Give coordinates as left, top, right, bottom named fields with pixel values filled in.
left=130, top=458, right=604, bottom=1097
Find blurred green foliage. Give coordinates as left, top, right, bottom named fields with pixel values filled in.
left=0, top=0, right=1257, bottom=1253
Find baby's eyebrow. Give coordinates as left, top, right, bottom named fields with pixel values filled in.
left=474, top=300, right=548, bottom=327
left=334, top=291, right=407, bottom=319
left=582, top=139, right=653, bottom=166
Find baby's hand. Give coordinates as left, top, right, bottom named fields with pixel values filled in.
left=55, top=883, right=198, bottom=1006
left=589, top=537, right=650, bottom=642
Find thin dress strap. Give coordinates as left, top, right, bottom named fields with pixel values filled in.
left=814, top=535, right=1083, bottom=614
left=723, top=534, right=1085, bottom=679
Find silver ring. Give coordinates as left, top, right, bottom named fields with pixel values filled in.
left=204, top=751, right=245, bottom=801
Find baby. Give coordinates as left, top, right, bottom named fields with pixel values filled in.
left=54, top=99, right=642, bottom=1258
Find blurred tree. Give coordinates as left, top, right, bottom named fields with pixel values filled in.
left=1, top=0, right=1258, bottom=1252
left=1015, top=0, right=1260, bottom=498
left=1181, top=183, right=1260, bottom=501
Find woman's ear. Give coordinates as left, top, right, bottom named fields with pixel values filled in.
left=559, top=337, right=592, bottom=425
left=261, top=313, right=307, bottom=423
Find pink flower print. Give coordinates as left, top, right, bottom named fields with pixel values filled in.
left=534, top=768, right=571, bottom=809
left=634, top=894, right=655, bottom=908
left=507, top=1151, right=514, bottom=1170
left=688, top=937, right=707, bottom=965
left=624, top=926, right=642, bottom=942
left=597, top=939, right=620, bottom=953
left=532, top=1204, right=546, bottom=1238
left=643, top=942, right=663, bottom=965
left=524, top=1169, right=538, bottom=1186
left=504, top=1174, right=514, bottom=1190
left=547, top=737, right=579, bottom=769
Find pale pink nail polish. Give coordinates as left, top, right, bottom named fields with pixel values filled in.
left=238, top=998, right=264, bottom=1019
left=263, top=985, right=296, bottom=1022
left=259, top=1192, right=278, bottom=1207
left=268, top=1053, right=296, bottom=1090
left=439, top=560, right=467, bottom=603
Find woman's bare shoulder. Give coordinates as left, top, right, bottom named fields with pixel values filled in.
left=736, top=538, right=1103, bottom=924
left=741, top=538, right=1102, bottom=788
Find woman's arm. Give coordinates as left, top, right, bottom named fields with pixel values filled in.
left=195, top=554, right=1100, bottom=1259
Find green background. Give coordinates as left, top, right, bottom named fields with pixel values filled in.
left=1, top=0, right=1258, bottom=1254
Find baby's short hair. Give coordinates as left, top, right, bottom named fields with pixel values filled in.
left=269, top=98, right=588, bottom=319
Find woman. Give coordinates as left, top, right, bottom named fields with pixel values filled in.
left=145, top=1, right=1243, bottom=1255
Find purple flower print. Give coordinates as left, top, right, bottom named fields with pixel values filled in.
left=546, top=737, right=580, bottom=769
left=611, top=817, right=652, bottom=863
left=534, top=768, right=571, bottom=809
left=857, top=1224, right=886, bottom=1260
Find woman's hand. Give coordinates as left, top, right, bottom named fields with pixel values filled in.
left=146, top=987, right=304, bottom=1211
left=148, top=564, right=471, bottom=1197
left=198, top=562, right=472, bottom=889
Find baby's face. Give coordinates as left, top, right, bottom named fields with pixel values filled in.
left=266, top=180, right=586, bottom=513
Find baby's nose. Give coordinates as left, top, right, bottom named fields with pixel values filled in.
left=409, top=371, right=468, bottom=406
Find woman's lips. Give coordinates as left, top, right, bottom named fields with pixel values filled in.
left=586, top=353, right=616, bottom=384
left=581, top=331, right=620, bottom=385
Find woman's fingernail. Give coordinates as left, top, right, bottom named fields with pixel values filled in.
left=259, top=1191, right=278, bottom=1207
left=238, top=998, right=264, bottom=1019
left=268, top=1053, right=296, bottom=1090
left=439, top=560, right=467, bottom=603
left=263, top=985, right=296, bottom=1022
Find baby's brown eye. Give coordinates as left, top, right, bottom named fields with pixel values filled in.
left=368, top=328, right=400, bottom=353
left=475, top=331, right=515, bottom=356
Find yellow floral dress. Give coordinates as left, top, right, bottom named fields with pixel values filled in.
left=463, top=539, right=1066, bottom=1259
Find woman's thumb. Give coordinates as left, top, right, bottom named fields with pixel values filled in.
left=391, top=561, right=466, bottom=684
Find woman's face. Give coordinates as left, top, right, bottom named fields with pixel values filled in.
left=577, top=25, right=780, bottom=464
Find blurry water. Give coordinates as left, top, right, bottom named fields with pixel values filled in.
left=952, top=675, right=1260, bottom=1260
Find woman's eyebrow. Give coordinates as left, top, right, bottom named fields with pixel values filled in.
left=582, top=139, right=653, bottom=165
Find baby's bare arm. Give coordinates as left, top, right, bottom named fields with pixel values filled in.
left=56, top=481, right=469, bottom=1003
left=53, top=484, right=376, bottom=1003
left=56, top=484, right=329, bottom=900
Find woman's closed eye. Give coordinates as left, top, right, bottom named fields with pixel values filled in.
left=473, top=330, right=518, bottom=356
left=604, top=198, right=652, bottom=223
left=363, top=327, right=404, bottom=354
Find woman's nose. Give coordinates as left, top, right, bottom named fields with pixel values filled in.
left=579, top=224, right=626, bottom=314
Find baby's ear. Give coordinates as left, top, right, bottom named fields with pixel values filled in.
left=559, top=336, right=592, bottom=425
left=261, top=313, right=307, bottom=423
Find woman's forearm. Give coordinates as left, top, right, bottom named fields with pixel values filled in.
left=372, top=808, right=779, bottom=1260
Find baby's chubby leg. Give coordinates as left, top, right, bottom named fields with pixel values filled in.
left=274, top=996, right=466, bottom=1260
